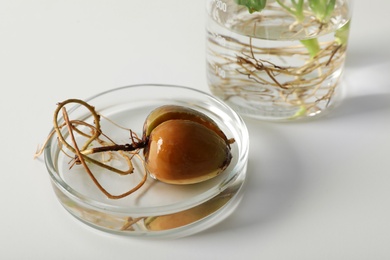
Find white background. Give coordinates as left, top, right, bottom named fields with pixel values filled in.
left=1, top=0, right=390, bottom=259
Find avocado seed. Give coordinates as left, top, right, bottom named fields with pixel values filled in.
left=143, top=105, right=234, bottom=184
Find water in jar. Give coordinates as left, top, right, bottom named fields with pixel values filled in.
left=206, top=0, right=352, bottom=120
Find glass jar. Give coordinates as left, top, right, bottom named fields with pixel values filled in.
left=206, top=0, right=352, bottom=121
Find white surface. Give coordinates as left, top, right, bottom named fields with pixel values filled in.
left=1, top=0, right=389, bottom=259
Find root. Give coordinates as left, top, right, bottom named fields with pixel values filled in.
left=208, top=34, right=346, bottom=115
left=207, top=4, right=348, bottom=117
left=121, top=217, right=144, bottom=231
left=36, top=99, right=149, bottom=199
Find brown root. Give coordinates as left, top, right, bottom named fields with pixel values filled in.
left=207, top=11, right=348, bottom=117
left=36, top=99, right=149, bottom=199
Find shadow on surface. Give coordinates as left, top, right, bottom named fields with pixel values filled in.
left=198, top=119, right=305, bottom=237
left=198, top=92, right=390, bottom=238
left=327, top=93, right=390, bottom=120
left=345, top=48, right=390, bottom=69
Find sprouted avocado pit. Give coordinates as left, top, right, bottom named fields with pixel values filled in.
left=35, top=99, right=235, bottom=199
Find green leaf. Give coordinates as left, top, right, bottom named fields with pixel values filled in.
left=234, top=0, right=267, bottom=13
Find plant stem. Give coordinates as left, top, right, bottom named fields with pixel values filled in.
left=335, top=20, right=350, bottom=45
left=309, top=0, right=336, bottom=22
left=82, top=141, right=147, bottom=155
left=300, top=38, right=321, bottom=58
left=276, top=0, right=305, bottom=22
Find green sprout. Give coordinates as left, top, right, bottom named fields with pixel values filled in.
left=235, top=0, right=337, bottom=22
left=234, top=0, right=340, bottom=58
left=308, top=0, right=336, bottom=23
left=335, top=20, right=350, bottom=45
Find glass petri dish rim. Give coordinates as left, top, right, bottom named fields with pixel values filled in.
left=44, top=83, right=249, bottom=216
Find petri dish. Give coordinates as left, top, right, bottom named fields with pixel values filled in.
left=44, top=84, right=249, bottom=238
